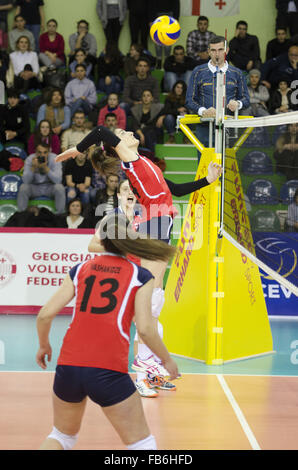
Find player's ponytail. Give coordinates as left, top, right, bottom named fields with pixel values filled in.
left=99, top=213, right=176, bottom=262
left=91, top=146, right=120, bottom=176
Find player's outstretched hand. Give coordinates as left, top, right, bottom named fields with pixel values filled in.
left=206, top=161, right=222, bottom=184
left=55, top=147, right=80, bottom=162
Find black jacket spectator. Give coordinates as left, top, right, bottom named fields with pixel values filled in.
left=228, top=33, right=261, bottom=71
left=261, top=45, right=298, bottom=89
left=0, top=93, right=30, bottom=145
left=266, top=30, right=291, bottom=60
left=276, top=0, right=298, bottom=36
left=164, top=54, right=197, bottom=75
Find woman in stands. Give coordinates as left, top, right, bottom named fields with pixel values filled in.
left=36, top=87, right=71, bottom=136
left=36, top=214, right=178, bottom=450
left=27, top=119, right=61, bottom=155
left=8, top=35, right=40, bottom=93
left=158, top=80, right=189, bottom=144
left=39, top=18, right=65, bottom=70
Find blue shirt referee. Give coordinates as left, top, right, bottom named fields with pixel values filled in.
left=186, top=35, right=250, bottom=162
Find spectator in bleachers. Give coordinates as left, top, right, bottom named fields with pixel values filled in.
left=68, top=19, right=97, bottom=70
left=274, top=122, right=298, bottom=180
left=17, top=142, right=65, bottom=214
left=0, top=1, right=13, bottom=43
left=15, top=0, right=45, bottom=53
left=123, top=43, right=143, bottom=77
left=270, top=78, right=297, bottom=113
left=63, top=151, right=93, bottom=206
left=96, top=0, right=127, bottom=46
left=157, top=80, right=188, bottom=144
left=7, top=35, right=40, bottom=93
left=285, top=188, right=298, bottom=232
left=64, top=63, right=97, bottom=117
left=27, top=119, right=61, bottom=155
left=0, top=88, right=30, bottom=146
left=56, top=198, right=94, bottom=229
left=97, top=41, right=124, bottom=95
left=186, top=16, right=216, bottom=65
left=36, top=87, right=71, bottom=136
left=123, top=42, right=156, bottom=77
left=163, top=45, right=196, bottom=92
left=261, top=43, right=298, bottom=90
left=0, top=48, right=9, bottom=86
left=247, top=69, right=270, bottom=116
left=4, top=205, right=57, bottom=228
left=130, top=88, right=164, bottom=154
left=266, top=27, right=291, bottom=61
left=228, top=20, right=262, bottom=72
left=69, top=48, right=92, bottom=79
left=149, top=0, right=180, bottom=69
left=60, top=110, right=91, bottom=152
left=97, top=92, right=126, bottom=129
left=275, top=0, right=298, bottom=37
left=94, top=172, right=119, bottom=220
left=9, top=14, right=35, bottom=51
left=127, top=0, right=150, bottom=50
left=121, top=57, right=160, bottom=115
left=103, top=112, right=118, bottom=131
left=39, top=18, right=65, bottom=70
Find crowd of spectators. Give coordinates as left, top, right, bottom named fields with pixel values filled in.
left=0, top=0, right=298, bottom=230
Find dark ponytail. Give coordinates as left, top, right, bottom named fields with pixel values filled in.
left=99, top=213, right=176, bottom=262
left=91, top=146, right=120, bottom=176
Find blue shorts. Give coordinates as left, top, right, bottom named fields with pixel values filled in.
left=53, top=365, right=136, bottom=407
left=138, top=215, right=173, bottom=244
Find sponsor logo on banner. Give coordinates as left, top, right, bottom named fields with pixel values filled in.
left=0, top=250, right=17, bottom=288
left=254, top=232, right=298, bottom=316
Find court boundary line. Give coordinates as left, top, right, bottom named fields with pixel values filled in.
left=216, top=374, right=261, bottom=450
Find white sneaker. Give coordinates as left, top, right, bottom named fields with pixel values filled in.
left=131, top=355, right=170, bottom=377
left=135, top=379, right=158, bottom=398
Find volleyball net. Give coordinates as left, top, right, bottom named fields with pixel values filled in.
left=222, top=112, right=298, bottom=296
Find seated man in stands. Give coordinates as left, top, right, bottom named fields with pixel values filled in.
left=261, top=43, right=298, bottom=90
left=63, top=151, right=93, bottom=206
left=94, top=173, right=119, bottom=221
left=163, top=45, right=196, bottom=92
left=0, top=88, right=30, bottom=147
left=17, top=142, right=65, bottom=214
left=64, top=63, right=97, bottom=117
left=228, top=20, right=261, bottom=71
left=60, top=110, right=91, bottom=152
left=121, top=57, right=160, bottom=115
left=265, top=27, right=291, bottom=61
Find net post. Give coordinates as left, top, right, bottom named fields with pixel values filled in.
left=206, top=152, right=225, bottom=365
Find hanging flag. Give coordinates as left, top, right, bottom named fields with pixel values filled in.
left=181, top=0, right=240, bottom=17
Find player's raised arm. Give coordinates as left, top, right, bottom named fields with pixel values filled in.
left=55, top=126, right=138, bottom=163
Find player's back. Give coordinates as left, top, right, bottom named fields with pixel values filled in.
left=57, top=253, right=152, bottom=373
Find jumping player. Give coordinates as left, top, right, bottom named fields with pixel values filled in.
left=55, top=126, right=222, bottom=394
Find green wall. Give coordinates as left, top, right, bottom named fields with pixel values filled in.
left=8, top=0, right=276, bottom=61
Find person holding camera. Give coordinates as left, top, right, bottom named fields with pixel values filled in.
left=17, top=142, right=66, bottom=214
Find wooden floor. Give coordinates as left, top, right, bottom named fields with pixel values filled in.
left=1, top=372, right=298, bottom=450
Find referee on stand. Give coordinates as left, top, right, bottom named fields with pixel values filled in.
left=186, top=35, right=250, bottom=162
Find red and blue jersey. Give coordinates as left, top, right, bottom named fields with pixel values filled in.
left=121, top=155, right=178, bottom=223
left=57, top=253, right=153, bottom=373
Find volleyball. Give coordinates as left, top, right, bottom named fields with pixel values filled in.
left=150, top=16, right=181, bottom=47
